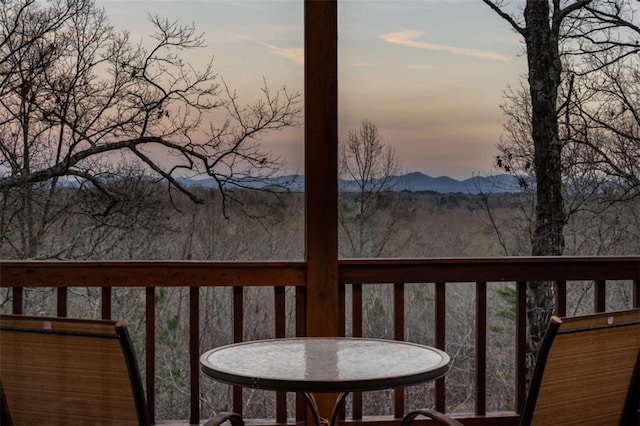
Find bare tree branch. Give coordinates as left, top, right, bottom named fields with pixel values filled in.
left=481, top=0, right=526, bottom=36
left=0, top=0, right=301, bottom=258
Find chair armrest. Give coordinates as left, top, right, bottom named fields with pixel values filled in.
left=202, top=412, right=244, bottom=426
left=402, top=409, right=464, bottom=426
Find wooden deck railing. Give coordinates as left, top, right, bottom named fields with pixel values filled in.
left=1, top=256, right=639, bottom=425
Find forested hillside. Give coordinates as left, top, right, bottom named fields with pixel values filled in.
left=2, top=186, right=637, bottom=419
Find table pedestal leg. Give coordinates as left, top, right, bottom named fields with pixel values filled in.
left=302, top=392, right=349, bottom=426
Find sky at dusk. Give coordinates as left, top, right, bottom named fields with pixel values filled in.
left=98, top=0, right=527, bottom=180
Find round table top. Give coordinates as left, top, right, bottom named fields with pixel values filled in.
left=200, top=337, right=451, bottom=393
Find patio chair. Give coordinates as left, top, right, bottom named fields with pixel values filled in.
left=0, top=314, right=243, bottom=426
left=402, top=307, right=640, bottom=426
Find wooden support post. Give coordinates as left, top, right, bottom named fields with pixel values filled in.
left=304, top=0, right=338, bottom=339
left=305, top=0, right=339, bottom=420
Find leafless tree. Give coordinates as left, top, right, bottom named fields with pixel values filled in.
left=338, top=119, right=413, bottom=258
left=0, top=0, right=301, bottom=259
left=483, top=0, right=639, bottom=378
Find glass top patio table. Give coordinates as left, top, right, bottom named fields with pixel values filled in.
left=200, top=337, right=451, bottom=425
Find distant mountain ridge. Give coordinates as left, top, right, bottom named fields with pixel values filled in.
left=181, top=172, right=523, bottom=194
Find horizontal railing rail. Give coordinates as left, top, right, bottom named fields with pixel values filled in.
left=339, top=256, right=640, bottom=423
left=1, top=257, right=639, bottom=425
left=339, top=256, right=640, bottom=283
left=1, top=261, right=306, bottom=425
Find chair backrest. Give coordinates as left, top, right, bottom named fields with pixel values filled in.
left=0, top=314, right=149, bottom=426
left=522, top=308, right=640, bottom=426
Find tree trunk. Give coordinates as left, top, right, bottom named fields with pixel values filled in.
left=524, top=0, right=565, bottom=378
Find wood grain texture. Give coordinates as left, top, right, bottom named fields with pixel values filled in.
left=0, top=261, right=306, bottom=287
left=530, top=309, right=640, bottom=425
left=304, top=0, right=339, bottom=339
left=304, top=0, right=339, bottom=419
left=0, top=315, right=145, bottom=425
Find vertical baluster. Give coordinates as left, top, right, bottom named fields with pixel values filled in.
left=394, top=283, right=405, bottom=419
left=555, top=280, right=566, bottom=317
left=190, top=287, right=200, bottom=425
left=296, top=286, right=306, bottom=337
left=57, top=287, right=67, bottom=317
left=434, top=282, right=446, bottom=413
left=475, top=282, right=487, bottom=416
left=274, top=287, right=286, bottom=337
left=296, top=286, right=306, bottom=423
left=516, top=281, right=527, bottom=414
left=338, top=283, right=347, bottom=422
left=145, top=286, right=156, bottom=425
left=352, top=283, right=363, bottom=420
left=233, top=286, right=243, bottom=416
left=339, top=283, right=346, bottom=336
left=13, top=287, right=23, bottom=314
left=274, top=286, right=287, bottom=423
left=101, top=287, right=112, bottom=319
left=352, top=283, right=363, bottom=337
left=594, top=280, right=606, bottom=312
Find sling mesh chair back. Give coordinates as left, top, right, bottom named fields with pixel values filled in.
left=1, top=314, right=243, bottom=426
left=401, top=308, right=640, bottom=426
left=522, top=308, right=640, bottom=426
left=1, top=314, right=150, bottom=425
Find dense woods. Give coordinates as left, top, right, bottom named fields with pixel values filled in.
left=3, top=185, right=637, bottom=261
left=1, top=186, right=638, bottom=419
